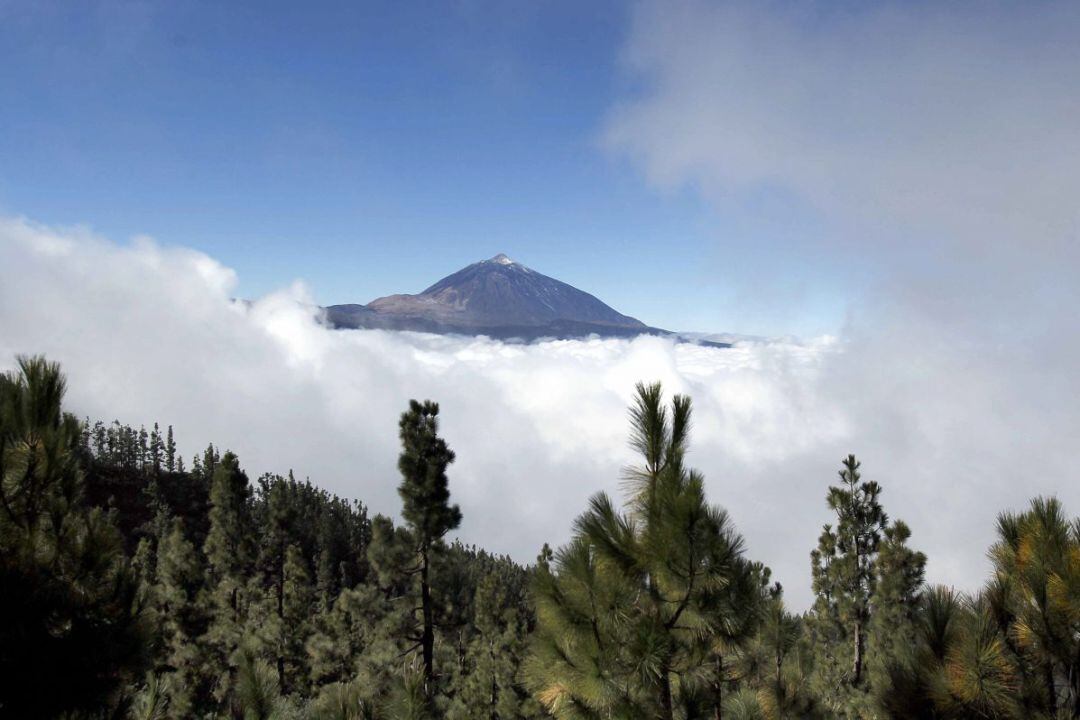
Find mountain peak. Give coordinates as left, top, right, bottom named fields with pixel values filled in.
left=325, top=254, right=733, bottom=346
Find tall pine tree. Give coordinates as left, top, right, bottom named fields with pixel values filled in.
left=526, top=382, right=760, bottom=720
left=0, top=356, right=147, bottom=716
left=154, top=517, right=210, bottom=715
left=202, top=450, right=254, bottom=706
left=809, top=455, right=924, bottom=718
left=397, top=399, right=462, bottom=699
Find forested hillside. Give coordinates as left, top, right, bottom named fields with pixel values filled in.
left=3, top=355, right=1080, bottom=719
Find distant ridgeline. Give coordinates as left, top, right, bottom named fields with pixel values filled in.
left=4, top=355, right=1080, bottom=719
left=324, top=254, right=730, bottom=346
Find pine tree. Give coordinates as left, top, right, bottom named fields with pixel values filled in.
left=202, top=450, right=254, bottom=705
left=129, top=674, right=173, bottom=720
left=397, top=399, right=462, bottom=698
left=165, top=425, right=177, bottom=473
left=989, top=497, right=1080, bottom=715
left=155, top=517, right=210, bottom=715
left=204, top=451, right=252, bottom=584
left=138, top=425, right=150, bottom=471
left=866, top=519, right=925, bottom=703
left=808, top=455, right=926, bottom=718
left=233, top=643, right=284, bottom=720
left=309, top=679, right=372, bottom=720
left=306, top=583, right=376, bottom=692
left=92, top=419, right=107, bottom=456
left=449, top=564, right=536, bottom=719
left=306, top=514, right=422, bottom=709
left=259, top=475, right=297, bottom=690
left=736, top=582, right=821, bottom=718
left=525, top=382, right=759, bottom=720
left=281, top=543, right=315, bottom=695
left=316, top=525, right=340, bottom=613
left=0, top=356, right=148, bottom=716
left=149, top=422, right=164, bottom=475
left=705, top=561, right=769, bottom=718
left=535, top=543, right=553, bottom=572
left=877, top=585, right=1025, bottom=719
left=809, top=455, right=886, bottom=709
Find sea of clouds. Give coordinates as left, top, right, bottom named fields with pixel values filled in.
left=0, top=217, right=846, bottom=604
left=3, top=211, right=1077, bottom=610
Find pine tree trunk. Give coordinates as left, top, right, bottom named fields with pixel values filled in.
left=852, top=618, right=864, bottom=687
left=776, top=647, right=783, bottom=700
left=1072, top=650, right=1080, bottom=717
left=276, top=545, right=285, bottom=691
left=489, top=638, right=498, bottom=718
left=421, top=546, right=435, bottom=696
left=660, top=664, right=674, bottom=720
left=1045, top=660, right=1057, bottom=714
left=714, top=653, right=724, bottom=720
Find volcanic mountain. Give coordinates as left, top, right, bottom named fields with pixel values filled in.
left=324, top=254, right=724, bottom=345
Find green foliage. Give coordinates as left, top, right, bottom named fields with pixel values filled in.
left=722, top=687, right=776, bottom=720
left=396, top=399, right=462, bottom=701
left=987, top=497, right=1080, bottom=715
left=876, top=585, right=1026, bottom=719
left=807, top=454, right=925, bottom=718
left=446, top=558, right=539, bottom=719
left=205, top=451, right=254, bottom=584
left=808, top=455, right=886, bottom=696
left=310, top=680, right=378, bottom=720
left=0, top=356, right=148, bottom=718
left=283, top=543, right=316, bottom=689
left=14, top=354, right=1080, bottom=720
left=153, top=517, right=210, bottom=714
left=735, top=587, right=821, bottom=717
left=866, top=519, right=926, bottom=705
left=128, top=674, right=172, bottom=720
left=397, top=399, right=461, bottom=550
left=388, top=660, right=434, bottom=720
left=525, top=381, right=762, bottom=720
left=234, top=643, right=284, bottom=720
left=203, top=450, right=256, bottom=707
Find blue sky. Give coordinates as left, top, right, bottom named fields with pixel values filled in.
left=0, top=0, right=847, bottom=336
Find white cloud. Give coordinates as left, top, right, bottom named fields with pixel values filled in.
left=6, top=207, right=1078, bottom=608
left=1, top=216, right=853, bottom=606
left=601, top=0, right=1080, bottom=598
left=606, top=1, right=1080, bottom=257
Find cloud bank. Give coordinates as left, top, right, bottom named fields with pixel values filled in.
left=4, top=207, right=1077, bottom=610
left=601, top=0, right=1080, bottom=599
left=0, top=217, right=845, bottom=606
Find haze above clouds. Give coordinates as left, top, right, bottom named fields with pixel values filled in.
left=3, top=1, right=1080, bottom=608
left=603, top=0, right=1080, bottom=596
